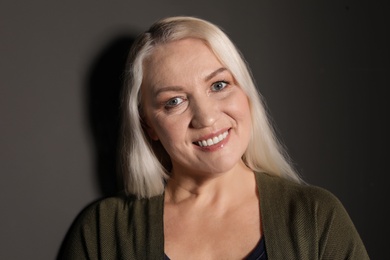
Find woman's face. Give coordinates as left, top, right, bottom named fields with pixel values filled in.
left=141, top=38, right=252, bottom=178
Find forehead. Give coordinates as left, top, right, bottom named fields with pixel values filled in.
left=148, top=38, right=214, bottom=65
left=143, top=38, right=223, bottom=86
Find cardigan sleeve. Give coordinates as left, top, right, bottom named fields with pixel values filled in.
left=57, top=196, right=165, bottom=260
left=57, top=201, right=101, bottom=260
left=257, top=172, right=370, bottom=259
left=313, top=188, right=370, bottom=260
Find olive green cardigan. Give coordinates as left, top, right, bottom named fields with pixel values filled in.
left=58, top=172, right=369, bottom=259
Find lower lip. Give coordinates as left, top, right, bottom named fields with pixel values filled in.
left=195, top=131, right=230, bottom=152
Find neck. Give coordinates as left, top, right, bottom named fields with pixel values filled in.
left=165, top=161, right=255, bottom=205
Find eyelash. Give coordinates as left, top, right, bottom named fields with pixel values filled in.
left=164, top=96, right=186, bottom=109
left=211, top=80, right=229, bottom=91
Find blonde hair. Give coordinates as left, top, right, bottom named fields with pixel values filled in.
left=121, top=16, right=302, bottom=198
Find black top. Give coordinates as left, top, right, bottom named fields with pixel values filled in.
left=164, top=237, right=267, bottom=260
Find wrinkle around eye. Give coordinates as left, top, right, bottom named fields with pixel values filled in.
left=162, top=97, right=189, bottom=114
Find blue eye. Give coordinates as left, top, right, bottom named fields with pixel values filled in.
left=211, top=81, right=228, bottom=91
left=165, top=97, right=184, bottom=108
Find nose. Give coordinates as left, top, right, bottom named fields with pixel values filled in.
left=190, top=97, right=218, bottom=129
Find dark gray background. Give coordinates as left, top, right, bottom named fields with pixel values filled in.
left=1, top=1, right=388, bottom=259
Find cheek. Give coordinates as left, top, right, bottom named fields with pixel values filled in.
left=232, top=96, right=253, bottom=142
left=153, top=117, right=187, bottom=143
left=228, top=92, right=251, bottom=120
left=242, top=101, right=253, bottom=131
left=242, top=99, right=252, bottom=122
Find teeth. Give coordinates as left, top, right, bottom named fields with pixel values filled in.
left=197, top=131, right=228, bottom=147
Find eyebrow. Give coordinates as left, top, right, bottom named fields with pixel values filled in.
left=154, top=85, right=184, bottom=96
left=153, top=67, right=228, bottom=96
left=205, top=67, right=228, bottom=82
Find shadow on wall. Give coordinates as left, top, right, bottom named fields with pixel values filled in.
left=86, top=35, right=136, bottom=197
left=56, top=35, right=137, bottom=259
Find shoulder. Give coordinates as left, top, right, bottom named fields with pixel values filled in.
left=256, top=173, right=369, bottom=259
left=72, top=195, right=129, bottom=224
left=256, top=171, right=343, bottom=213
left=80, top=195, right=128, bottom=214
left=256, top=172, right=369, bottom=259
left=74, top=194, right=164, bottom=225
left=255, top=171, right=352, bottom=230
left=256, top=172, right=365, bottom=241
left=58, top=194, right=165, bottom=259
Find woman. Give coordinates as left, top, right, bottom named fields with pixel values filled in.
left=59, top=16, right=369, bottom=259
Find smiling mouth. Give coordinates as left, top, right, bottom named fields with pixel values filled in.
left=195, top=130, right=229, bottom=147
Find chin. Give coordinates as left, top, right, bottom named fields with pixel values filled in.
left=201, top=159, right=243, bottom=175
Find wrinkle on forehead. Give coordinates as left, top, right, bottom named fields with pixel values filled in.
left=142, top=38, right=223, bottom=93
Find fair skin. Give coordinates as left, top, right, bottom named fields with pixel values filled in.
left=142, top=38, right=262, bottom=259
